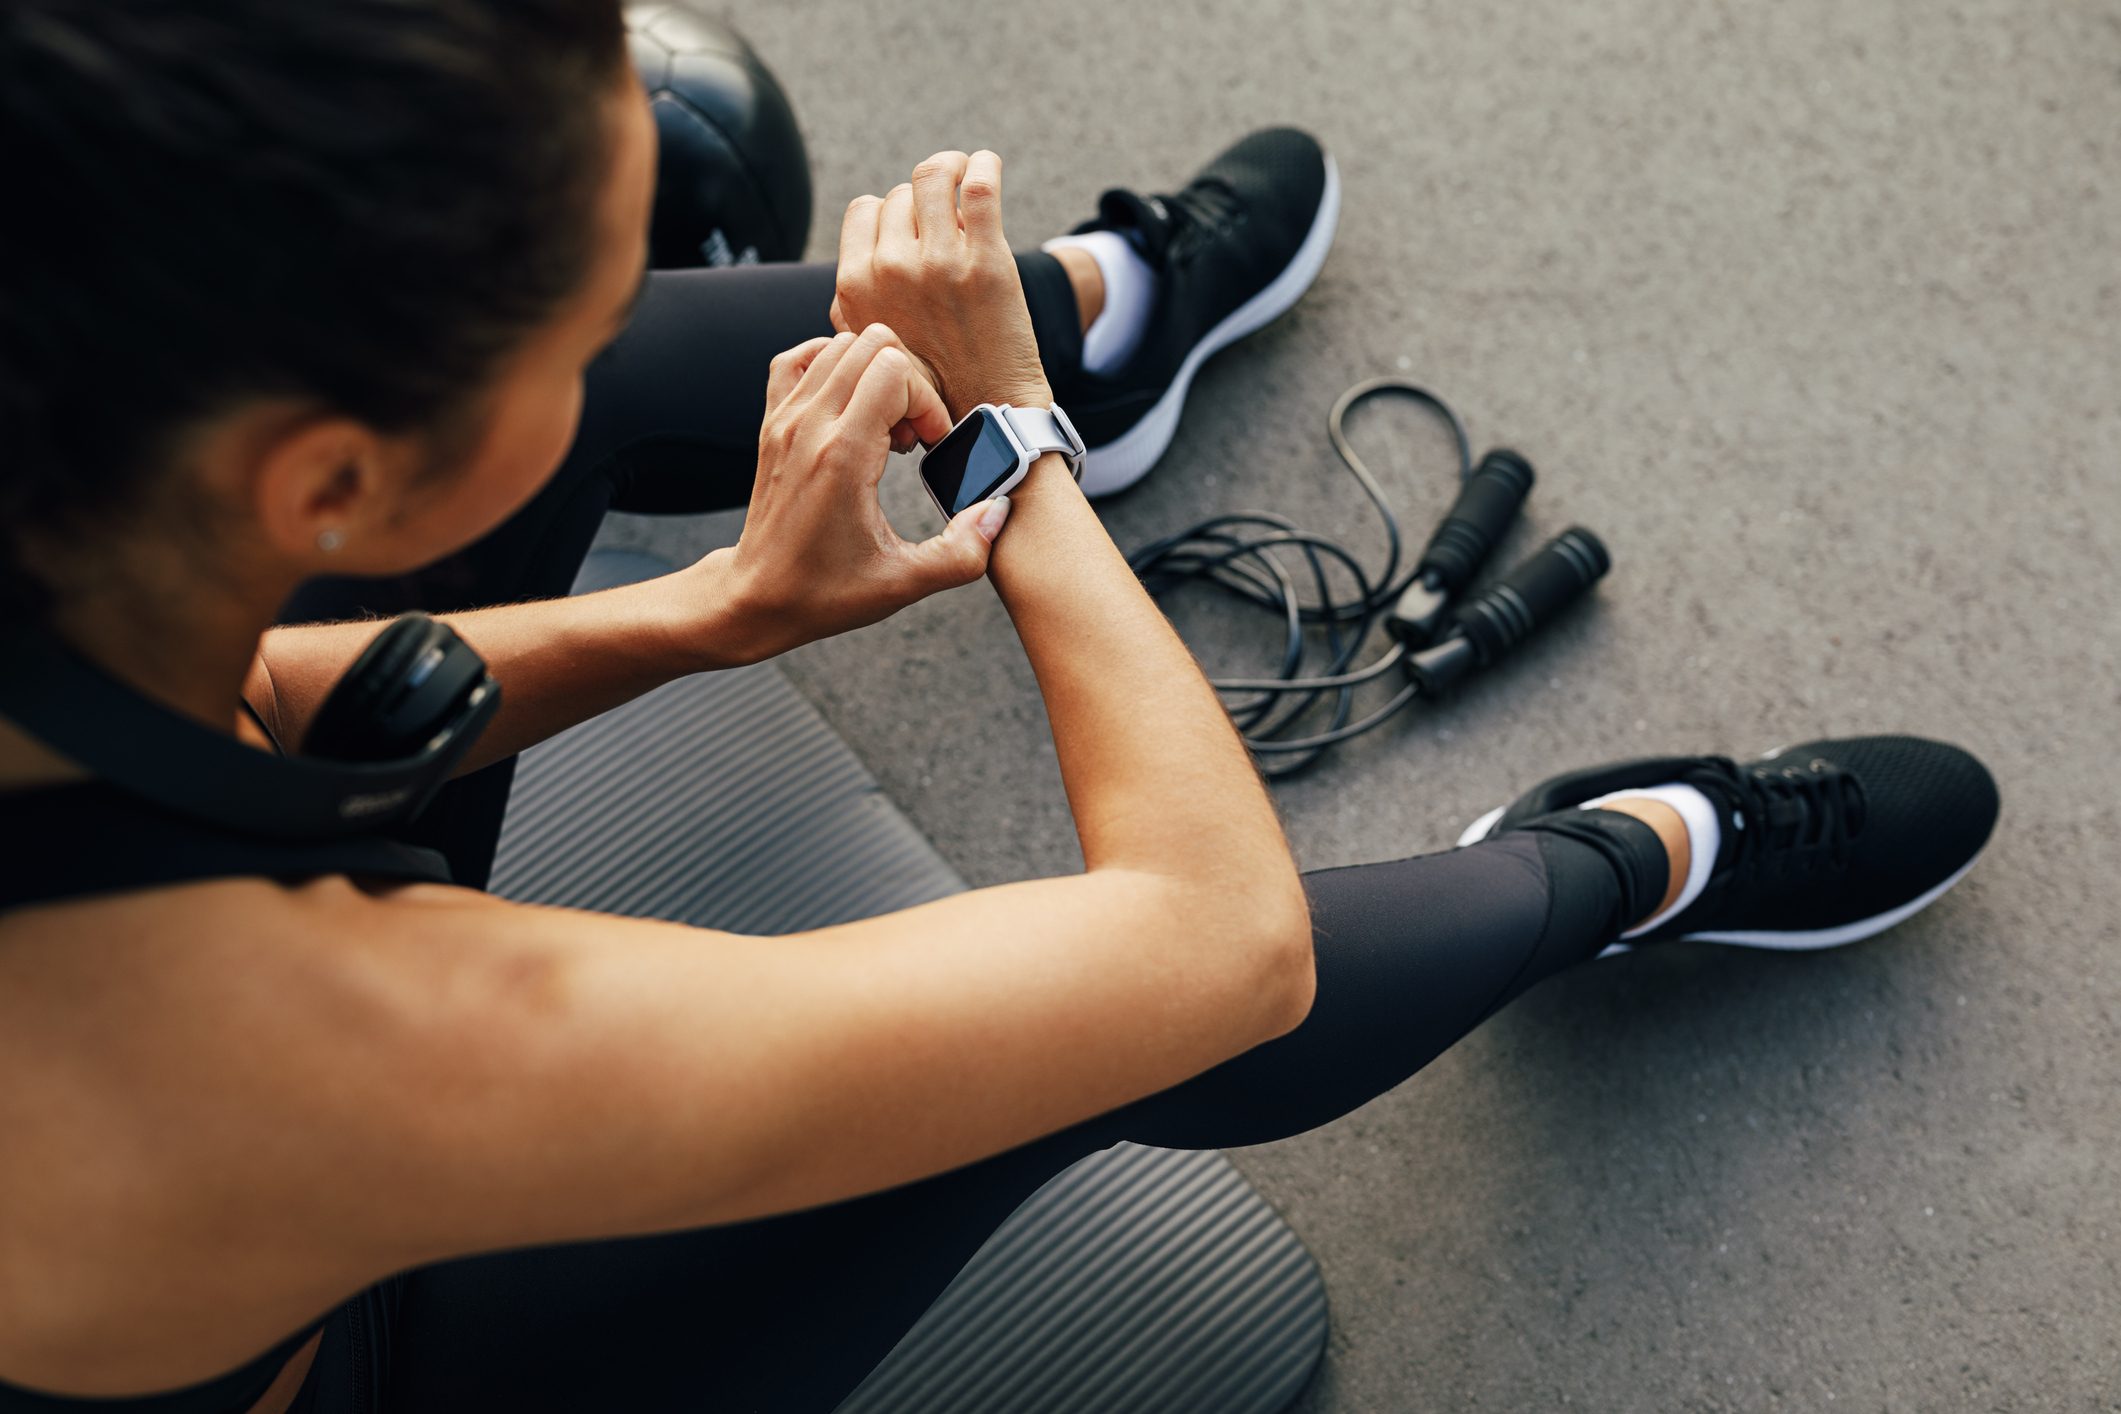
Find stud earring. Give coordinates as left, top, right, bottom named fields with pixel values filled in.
left=317, top=528, right=346, bottom=553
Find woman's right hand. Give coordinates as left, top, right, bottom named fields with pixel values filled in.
left=829, top=150, right=1054, bottom=421
left=715, top=323, right=1011, bottom=662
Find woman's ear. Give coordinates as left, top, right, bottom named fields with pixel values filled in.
left=248, top=413, right=405, bottom=571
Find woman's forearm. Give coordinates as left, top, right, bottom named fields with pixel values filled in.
left=823, top=146, right=1314, bottom=1041
left=985, top=454, right=1313, bottom=983
left=252, top=550, right=769, bottom=772
left=253, top=326, right=1000, bottom=773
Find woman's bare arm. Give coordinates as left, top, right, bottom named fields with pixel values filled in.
left=248, top=560, right=755, bottom=774
left=0, top=855, right=1302, bottom=1392
left=826, top=146, right=1314, bottom=971
left=248, top=325, right=995, bottom=774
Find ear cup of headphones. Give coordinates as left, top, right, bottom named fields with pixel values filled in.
left=0, top=611, right=500, bottom=837
left=303, top=614, right=488, bottom=763
left=302, top=616, right=433, bottom=761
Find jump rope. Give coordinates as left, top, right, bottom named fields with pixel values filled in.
left=1126, top=380, right=1611, bottom=777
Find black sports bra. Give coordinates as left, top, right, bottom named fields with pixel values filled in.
left=0, top=781, right=451, bottom=1414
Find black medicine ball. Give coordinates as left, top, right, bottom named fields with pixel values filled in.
left=625, top=5, right=813, bottom=268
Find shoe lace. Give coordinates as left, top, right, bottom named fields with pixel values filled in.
left=1160, top=178, right=1247, bottom=262
left=1696, top=756, right=1868, bottom=881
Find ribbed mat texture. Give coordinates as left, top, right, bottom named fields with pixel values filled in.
left=486, top=550, right=1326, bottom=1412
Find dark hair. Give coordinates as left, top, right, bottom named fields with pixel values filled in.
left=0, top=0, right=626, bottom=617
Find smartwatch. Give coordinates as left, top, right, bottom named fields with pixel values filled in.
left=916, top=403, right=1087, bottom=519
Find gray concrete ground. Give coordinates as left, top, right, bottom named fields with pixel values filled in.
left=597, top=0, right=2121, bottom=1406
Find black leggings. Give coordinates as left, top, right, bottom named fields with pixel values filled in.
left=286, top=254, right=1661, bottom=1413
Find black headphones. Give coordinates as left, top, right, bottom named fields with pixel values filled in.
left=0, top=613, right=500, bottom=838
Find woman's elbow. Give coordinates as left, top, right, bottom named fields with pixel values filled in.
left=1127, top=860, right=1316, bottom=1045
left=1255, top=890, right=1306, bottom=1034
left=1244, top=874, right=1316, bottom=1040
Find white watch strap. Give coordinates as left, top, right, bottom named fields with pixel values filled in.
left=999, top=404, right=1087, bottom=482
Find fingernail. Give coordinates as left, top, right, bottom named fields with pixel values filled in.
left=976, top=495, right=1012, bottom=541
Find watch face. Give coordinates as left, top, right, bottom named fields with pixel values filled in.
left=920, top=409, right=1022, bottom=516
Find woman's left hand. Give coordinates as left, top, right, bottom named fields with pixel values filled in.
left=715, top=323, right=1011, bottom=661
left=829, top=150, right=1052, bottom=421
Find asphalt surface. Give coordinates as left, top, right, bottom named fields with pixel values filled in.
left=596, top=0, right=2121, bottom=1406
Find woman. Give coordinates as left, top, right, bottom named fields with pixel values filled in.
left=0, top=2, right=1999, bottom=1411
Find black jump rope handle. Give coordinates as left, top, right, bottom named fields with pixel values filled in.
left=1404, top=527, right=1612, bottom=694
left=1422, top=448, right=1537, bottom=586
left=1388, top=449, right=1537, bottom=645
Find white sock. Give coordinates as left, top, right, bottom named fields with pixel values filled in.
left=1579, top=783, right=1723, bottom=938
left=1042, top=229, right=1159, bottom=376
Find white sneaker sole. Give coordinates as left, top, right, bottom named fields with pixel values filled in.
left=1454, top=804, right=1982, bottom=957
left=1077, top=153, right=1343, bottom=498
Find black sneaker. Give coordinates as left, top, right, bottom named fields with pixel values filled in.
left=1062, top=127, right=1340, bottom=496
left=1458, top=735, right=2000, bottom=951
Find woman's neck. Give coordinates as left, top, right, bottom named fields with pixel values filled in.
left=44, top=545, right=294, bottom=736
left=2, top=520, right=298, bottom=792
left=0, top=570, right=283, bottom=792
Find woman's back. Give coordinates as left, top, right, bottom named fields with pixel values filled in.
left=0, top=766, right=453, bottom=1405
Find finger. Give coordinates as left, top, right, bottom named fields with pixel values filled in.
left=840, top=329, right=951, bottom=447
left=784, top=329, right=864, bottom=411
left=765, top=336, right=834, bottom=409
left=911, top=151, right=970, bottom=237
left=806, top=323, right=899, bottom=418
left=903, top=496, right=1011, bottom=595
left=898, top=368, right=952, bottom=448
left=837, top=193, right=882, bottom=275
left=828, top=295, right=851, bottom=334
left=879, top=182, right=916, bottom=250
left=959, top=150, right=1005, bottom=247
